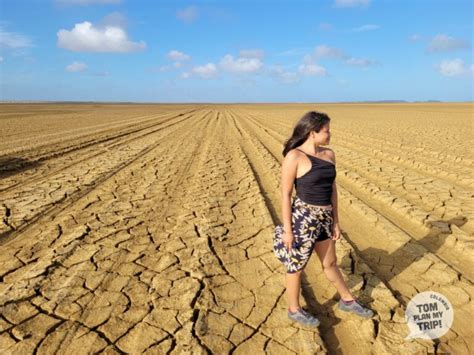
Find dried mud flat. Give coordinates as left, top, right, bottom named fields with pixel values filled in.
left=0, top=103, right=472, bottom=354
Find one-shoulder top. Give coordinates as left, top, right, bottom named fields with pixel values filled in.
left=294, top=148, right=336, bottom=205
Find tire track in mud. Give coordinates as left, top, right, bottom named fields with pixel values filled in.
left=334, top=128, right=473, bottom=174
left=0, top=110, right=209, bottom=241
left=228, top=107, right=473, bottom=354
left=225, top=108, right=436, bottom=353
left=0, top=108, right=200, bottom=192
left=234, top=109, right=474, bottom=281
left=0, top=111, right=215, bottom=353
left=0, top=107, right=201, bottom=163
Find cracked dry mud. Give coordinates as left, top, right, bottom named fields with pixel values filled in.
left=0, top=103, right=472, bottom=354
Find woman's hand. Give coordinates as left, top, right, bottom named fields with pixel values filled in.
left=282, top=230, right=295, bottom=251
left=331, top=222, right=342, bottom=240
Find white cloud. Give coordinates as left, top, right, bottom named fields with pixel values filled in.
left=181, top=72, right=191, bottom=79
left=298, top=63, right=327, bottom=76
left=191, top=63, right=218, bottom=79
left=334, top=0, right=370, bottom=8
left=219, top=54, right=263, bottom=73
left=309, top=45, right=378, bottom=68
left=352, top=24, right=380, bottom=32
left=154, top=50, right=191, bottom=73
left=167, top=50, right=191, bottom=62
left=267, top=65, right=300, bottom=84
left=177, top=6, right=199, bottom=23
left=56, top=0, right=121, bottom=4
left=57, top=20, right=146, bottom=52
left=299, top=53, right=328, bottom=76
left=66, top=61, right=87, bottom=72
left=239, top=49, right=265, bottom=59
left=427, top=34, right=470, bottom=53
left=435, top=58, right=473, bottom=77
left=345, top=57, right=378, bottom=67
left=314, top=45, right=346, bottom=59
left=0, top=26, right=33, bottom=48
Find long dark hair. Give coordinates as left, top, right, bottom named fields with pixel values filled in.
left=282, top=111, right=331, bottom=157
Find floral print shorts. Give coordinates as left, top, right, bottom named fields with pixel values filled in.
left=273, top=195, right=334, bottom=273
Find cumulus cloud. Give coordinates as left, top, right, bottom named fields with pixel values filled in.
left=56, top=0, right=121, bottom=4
left=0, top=25, right=33, bottom=48
left=155, top=50, right=191, bottom=73
left=426, top=34, right=470, bottom=53
left=66, top=61, right=87, bottom=72
left=177, top=6, right=199, bottom=23
left=435, top=59, right=473, bottom=77
left=187, top=63, right=218, bottom=79
left=57, top=20, right=146, bottom=52
left=167, top=50, right=191, bottom=62
left=334, top=0, right=370, bottom=8
left=219, top=54, right=263, bottom=73
left=310, top=44, right=378, bottom=68
left=351, top=24, right=380, bottom=32
left=298, top=63, right=327, bottom=76
left=267, top=65, right=300, bottom=84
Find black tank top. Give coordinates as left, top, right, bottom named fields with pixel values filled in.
left=294, top=148, right=336, bottom=205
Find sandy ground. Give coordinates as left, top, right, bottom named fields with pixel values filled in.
left=0, top=103, right=472, bottom=354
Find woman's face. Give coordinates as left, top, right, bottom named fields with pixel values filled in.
left=312, top=123, right=331, bottom=145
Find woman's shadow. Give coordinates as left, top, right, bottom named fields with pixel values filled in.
left=298, top=217, right=467, bottom=354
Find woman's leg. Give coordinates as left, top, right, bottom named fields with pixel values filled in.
left=286, top=270, right=302, bottom=312
left=313, top=239, right=354, bottom=301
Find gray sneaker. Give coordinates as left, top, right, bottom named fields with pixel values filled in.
left=288, top=308, right=320, bottom=327
left=338, top=298, right=374, bottom=318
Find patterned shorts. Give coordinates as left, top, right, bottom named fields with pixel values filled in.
left=273, top=195, right=334, bottom=273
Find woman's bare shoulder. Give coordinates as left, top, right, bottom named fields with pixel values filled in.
left=321, top=147, right=336, bottom=163
left=283, top=149, right=303, bottom=167
left=286, top=148, right=303, bottom=159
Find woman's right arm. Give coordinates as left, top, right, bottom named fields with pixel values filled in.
left=281, top=150, right=298, bottom=250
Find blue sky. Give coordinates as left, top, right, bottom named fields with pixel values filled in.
left=0, top=0, right=472, bottom=102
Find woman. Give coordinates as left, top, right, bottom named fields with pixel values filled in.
left=273, top=111, right=374, bottom=327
